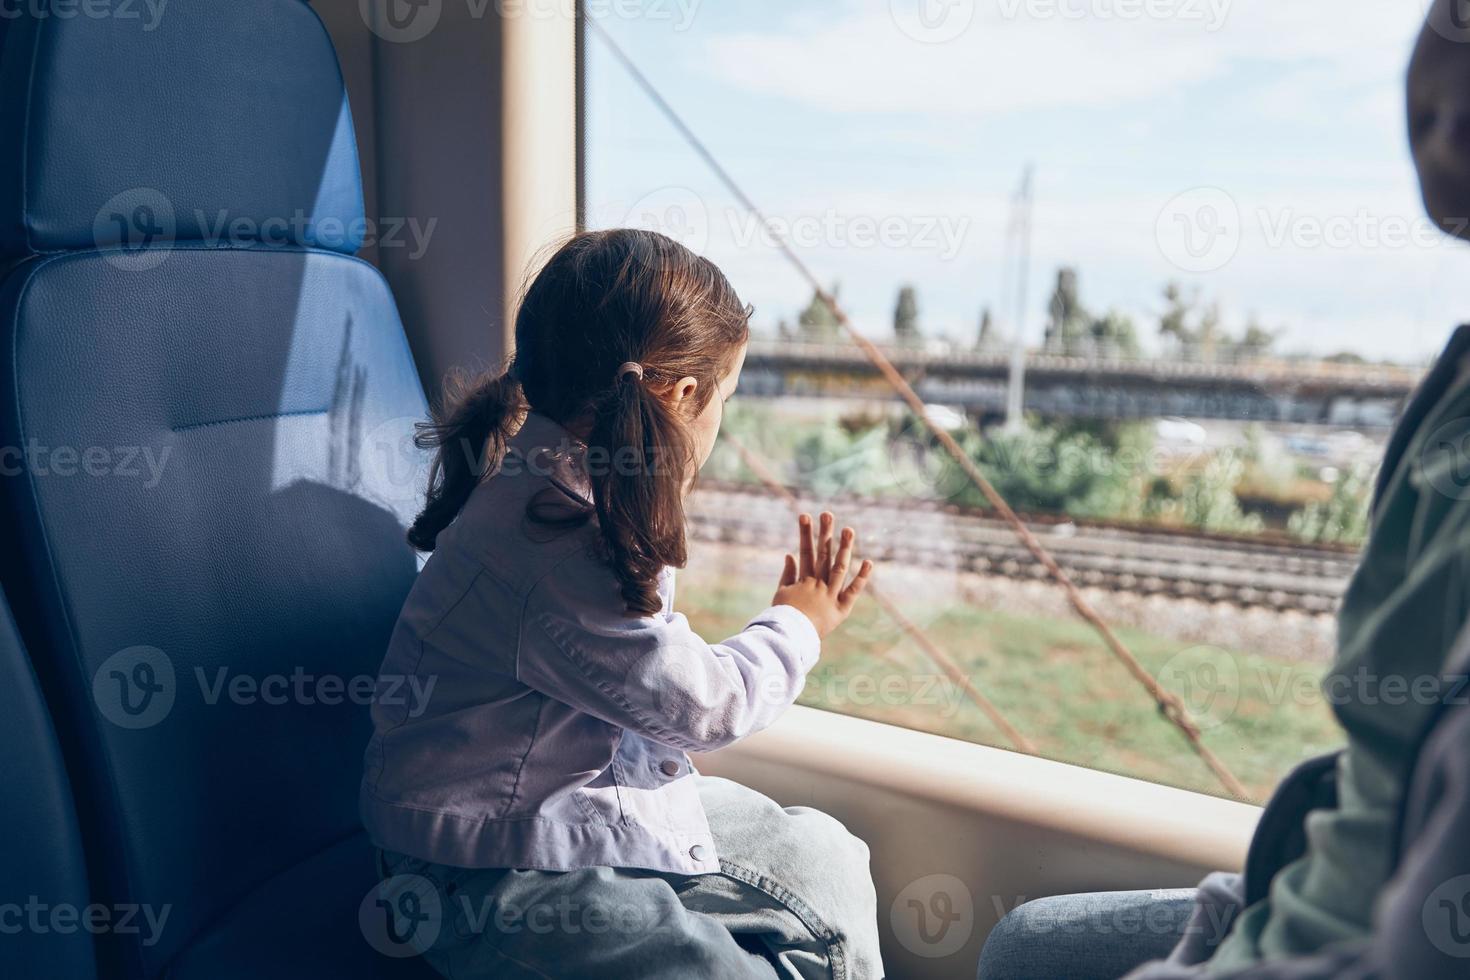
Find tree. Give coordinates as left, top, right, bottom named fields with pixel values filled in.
left=1159, top=281, right=1194, bottom=351
left=1089, top=310, right=1140, bottom=359
left=1044, top=267, right=1090, bottom=353
left=1158, top=285, right=1276, bottom=363
left=976, top=307, right=998, bottom=351
left=893, top=285, right=921, bottom=345
left=798, top=283, right=842, bottom=342
left=1237, top=316, right=1277, bottom=359
left=1039, top=268, right=1145, bottom=359
left=1198, top=300, right=1222, bottom=361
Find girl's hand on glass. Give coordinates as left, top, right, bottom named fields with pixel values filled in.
left=772, top=512, right=873, bottom=639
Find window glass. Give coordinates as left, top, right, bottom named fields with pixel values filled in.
left=583, top=1, right=1439, bottom=801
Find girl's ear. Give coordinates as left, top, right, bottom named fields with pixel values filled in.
left=668, top=376, right=699, bottom=407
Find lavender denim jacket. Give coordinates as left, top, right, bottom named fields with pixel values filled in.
left=360, top=413, right=821, bottom=875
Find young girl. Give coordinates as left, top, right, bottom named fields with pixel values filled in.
left=361, top=229, right=883, bottom=979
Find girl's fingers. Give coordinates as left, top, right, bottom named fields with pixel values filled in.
left=816, top=512, right=835, bottom=580
left=839, top=560, right=874, bottom=608
left=798, top=513, right=816, bottom=579
left=829, top=527, right=856, bottom=595
left=780, top=553, right=798, bottom=587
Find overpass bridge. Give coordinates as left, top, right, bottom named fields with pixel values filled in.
left=738, top=340, right=1424, bottom=427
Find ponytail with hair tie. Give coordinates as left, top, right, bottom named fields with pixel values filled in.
left=407, top=368, right=525, bottom=552
left=586, top=355, right=694, bottom=614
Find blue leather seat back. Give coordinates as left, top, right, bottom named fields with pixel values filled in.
left=0, top=3, right=432, bottom=975
left=0, top=593, right=97, bottom=978
left=0, top=2, right=363, bottom=255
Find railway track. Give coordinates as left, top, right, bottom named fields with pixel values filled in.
left=687, top=483, right=1356, bottom=614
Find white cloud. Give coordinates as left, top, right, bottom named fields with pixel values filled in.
left=589, top=0, right=1457, bottom=360
left=697, top=1, right=1427, bottom=119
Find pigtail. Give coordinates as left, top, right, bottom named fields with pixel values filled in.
left=407, top=368, right=525, bottom=552
left=586, top=371, right=693, bottom=616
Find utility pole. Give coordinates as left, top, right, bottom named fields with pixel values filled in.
left=1002, top=165, right=1035, bottom=432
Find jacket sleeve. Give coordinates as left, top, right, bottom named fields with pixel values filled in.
left=516, top=558, right=821, bottom=753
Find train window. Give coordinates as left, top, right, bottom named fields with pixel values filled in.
left=581, top=2, right=1438, bottom=801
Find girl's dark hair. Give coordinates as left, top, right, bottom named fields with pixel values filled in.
left=407, top=229, right=752, bottom=615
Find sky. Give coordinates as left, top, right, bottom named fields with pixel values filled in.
left=584, top=0, right=1455, bottom=363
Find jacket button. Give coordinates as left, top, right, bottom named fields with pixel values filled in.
left=690, top=845, right=709, bottom=862
left=660, top=760, right=681, bottom=777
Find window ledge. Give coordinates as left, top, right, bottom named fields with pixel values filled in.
left=695, top=704, right=1261, bottom=873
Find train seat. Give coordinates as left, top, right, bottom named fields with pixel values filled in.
left=0, top=591, right=97, bottom=978
left=0, top=2, right=434, bottom=975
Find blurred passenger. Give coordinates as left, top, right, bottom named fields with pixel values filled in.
left=977, top=3, right=1470, bottom=978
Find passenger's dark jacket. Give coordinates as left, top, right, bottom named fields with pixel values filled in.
left=1130, top=651, right=1470, bottom=977
left=1129, top=329, right=1470, bottom=977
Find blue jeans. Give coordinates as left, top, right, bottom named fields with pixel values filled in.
left=371, top=776, right=883, bottom=979
left=976, top=889, right=1200, bottom=980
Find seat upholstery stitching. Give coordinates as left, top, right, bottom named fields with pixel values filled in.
left=170, top=407, right=329, bottom=434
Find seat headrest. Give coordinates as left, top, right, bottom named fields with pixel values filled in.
left=0, top=0, right=364, bottom=260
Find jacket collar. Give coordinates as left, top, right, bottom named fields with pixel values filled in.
left=507, top=412, right=593, bottom=505
left=1374, top=324, right=1470, bottom=506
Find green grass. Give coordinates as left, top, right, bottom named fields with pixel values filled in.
left=678, top=576, right=1342, bottom=803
